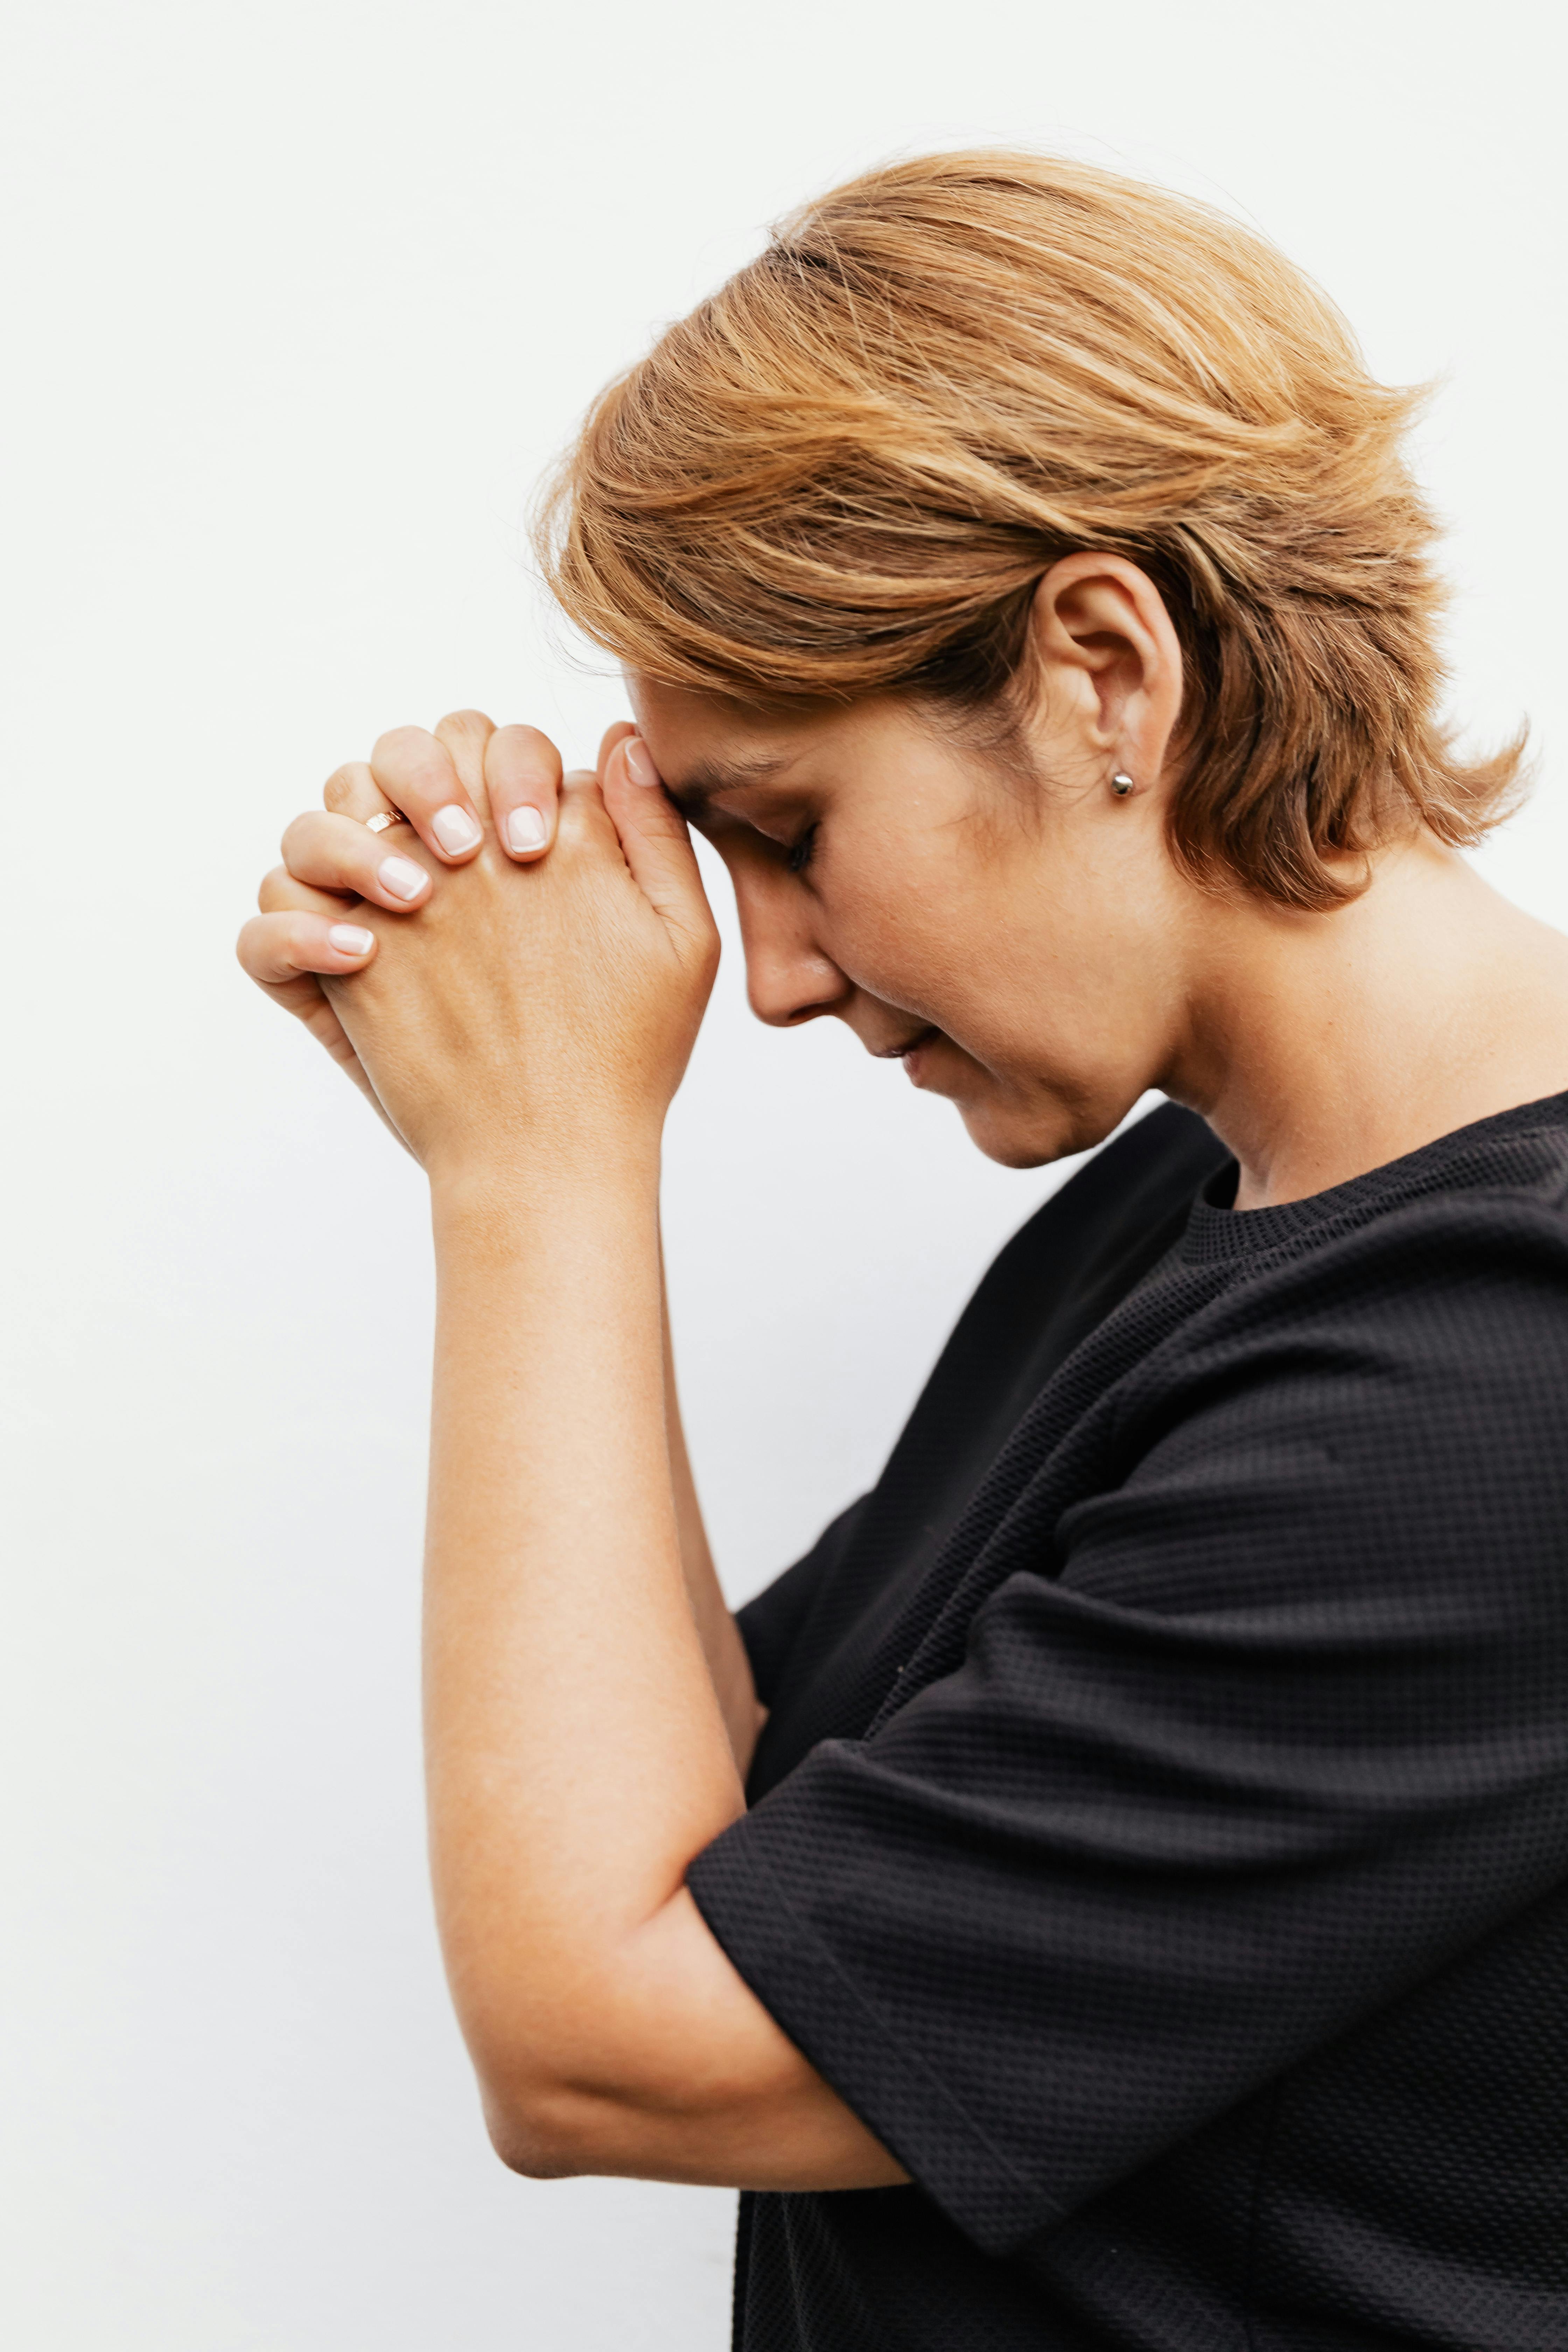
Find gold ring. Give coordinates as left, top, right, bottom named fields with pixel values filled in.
left=365, top=810, right=410, bottom=834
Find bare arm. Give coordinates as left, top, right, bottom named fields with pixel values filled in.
left=424, top=1153, right=895, bottom=2187
left=660, top=1240, right=766, bottom=1774
left=240, top=720, right=902, bottom=2191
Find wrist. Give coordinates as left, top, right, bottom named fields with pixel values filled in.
left=427, top=1137, right=663, bottom=1242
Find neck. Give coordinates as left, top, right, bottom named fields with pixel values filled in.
left=1167, top=835, right=1568, bottom=1210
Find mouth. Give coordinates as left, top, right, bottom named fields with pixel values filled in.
left=873, top=1024, right=938, bottom=1062
left=879, top=1030, right=940, bottom=1068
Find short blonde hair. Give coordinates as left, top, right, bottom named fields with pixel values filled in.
left=537, top=150, right=1524, bottom=909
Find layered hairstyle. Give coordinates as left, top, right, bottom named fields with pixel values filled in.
left=536, top=151, right=1524, bottom=909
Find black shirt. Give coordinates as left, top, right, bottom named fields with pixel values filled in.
left=687, top=1097, right=1568, bottom=2351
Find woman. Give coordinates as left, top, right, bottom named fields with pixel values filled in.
left=238, top=154, right=1568, bottom=2349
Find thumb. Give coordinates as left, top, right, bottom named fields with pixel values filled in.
left=602, top=735, right=715, bottom=948
left=595, top=718, right=637, bottom=777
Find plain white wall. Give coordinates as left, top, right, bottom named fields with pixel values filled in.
left=2, top=1, right=1563, bottom=2343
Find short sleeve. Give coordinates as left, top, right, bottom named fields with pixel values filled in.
left=735, top=1497, right=869, bottom=1709
left=687, top=1199, right=1568, bottom=2255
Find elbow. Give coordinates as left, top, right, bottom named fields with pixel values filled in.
left=455, top=1987, right=607, bottom=2177
left=481, top=2078, right=590, bottom=2180
left=476, top=2050, right=623, bottom=2181
left=488, top=2123, right=581, bottom=2182
left=454, top=1939, right=687, bottom=2180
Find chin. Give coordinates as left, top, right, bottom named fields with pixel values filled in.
left=955, top=1088, right=1134, bottom=1171
left=957, top=1112, right=1065, bottom=1170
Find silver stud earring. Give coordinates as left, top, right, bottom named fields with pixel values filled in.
left=1111, top=771, right=1135, bottom=797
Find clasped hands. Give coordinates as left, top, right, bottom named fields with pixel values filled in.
left=234, top=709, right=913, bottom=2195
left=236, top=711, right=721, bottom=1182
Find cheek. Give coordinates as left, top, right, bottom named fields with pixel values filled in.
left=820, top=816, right=1141, bottom=1053
left=831, top=891, right=972, bottom=1013
left=822, top=830, right=992, bottom=991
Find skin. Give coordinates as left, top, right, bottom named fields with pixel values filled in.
left=236, top=554, right=1568, bottom=2190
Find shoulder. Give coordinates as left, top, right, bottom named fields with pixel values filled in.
left=1078, top=1183, right=1568, bottom=1616
left=1178, top=1175, right=1568, bottom=1372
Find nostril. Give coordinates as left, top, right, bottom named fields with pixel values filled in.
left=744, top=951, right=849, bottom=1028
left=749, top=993, right=822, bottom=1029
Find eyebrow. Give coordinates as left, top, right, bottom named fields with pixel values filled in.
left=663, top=750, right=793, bottom=817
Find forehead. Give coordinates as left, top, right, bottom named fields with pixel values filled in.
left=626, top=678, right=948, bottom=822
left=627, top=677, right=806, bottom=796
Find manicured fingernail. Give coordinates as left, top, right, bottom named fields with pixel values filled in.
left=378, top=855, right=428, bottom=901
left=431, top=804, right=482, bottom=854
left=505, top=805, right=547, bottom=852
left=329, top=925, right=374, bottom=957
left=623, top=736, right=660, bottom=786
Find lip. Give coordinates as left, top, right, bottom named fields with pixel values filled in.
left=896, top=1025, right=940, bottom=1078
left=871, top=1024, right=937, bottom=1061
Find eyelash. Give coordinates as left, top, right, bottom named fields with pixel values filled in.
left=786, top=823, right=819, bottom=875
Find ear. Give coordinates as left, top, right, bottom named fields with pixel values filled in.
left=1025, top=554, right=1184, bottom=791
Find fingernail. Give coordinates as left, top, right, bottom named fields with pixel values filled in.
left=431, top=804, right=482, bottom=854
left=623, top=736, right=660, bottom=787
left=505, top=805, right=547, bottom=852
left=378, top=855, right=428, bottom=901
left=329, top=924, right=375, bottom=957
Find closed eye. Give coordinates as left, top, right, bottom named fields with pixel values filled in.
left=786, top=823, right=819, bottom=876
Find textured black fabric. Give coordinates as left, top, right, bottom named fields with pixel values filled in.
left=740, top=1497, right=873, bottom=1712
left=689, top=1095, right=1568, bottom=2351
left=740, top=1104, right=1230, bottom=1784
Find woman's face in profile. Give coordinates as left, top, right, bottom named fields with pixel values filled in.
left=630, top=676, right=1194, bottom=1169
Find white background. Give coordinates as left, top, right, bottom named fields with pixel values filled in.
left=2, top=1, right=1563, bottom=2344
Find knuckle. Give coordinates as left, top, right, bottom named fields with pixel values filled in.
left=322, top=763, right=365, bottom=813
left=238, top=913, right=287, bottom=981
left=280, top=811, right=317, bottom=863
left=257, top=863, right=292, bottom=912
left=492, top=722, right=564, bottom=789
left=370, top=726, right=447, bottom=793
left=436, top=708, right=495, bottom=742
left=487, top=727, right=564, bottom=816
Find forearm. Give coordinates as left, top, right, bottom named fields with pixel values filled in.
left=422, top=1151, right=746, bottom=2110
left=659, top=1244, right=765, bottom=1772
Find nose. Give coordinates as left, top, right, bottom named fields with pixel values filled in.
left=729, top=852, right=851, bottom=1028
